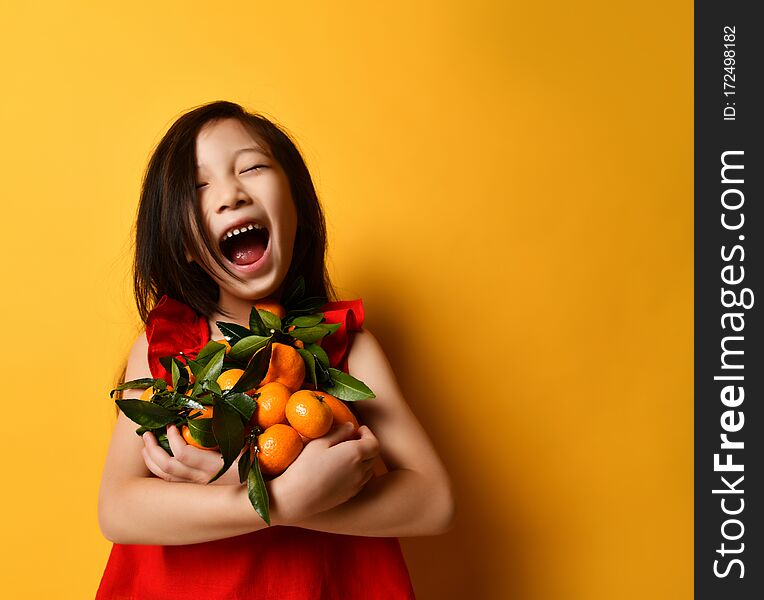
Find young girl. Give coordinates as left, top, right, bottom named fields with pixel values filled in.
left=96, top=101, right=454, bottom=599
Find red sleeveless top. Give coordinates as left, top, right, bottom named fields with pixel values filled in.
left=96, top=296, right=416, bottom=600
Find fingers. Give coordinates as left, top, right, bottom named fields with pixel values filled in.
left=166, top=425, right=224, bottom=469
left=142, top=429, right=212, bottom=483
left=166, top=424, right=187, bottom=457
left=141, top=443, right=196, bottom=482
left=141, top=446, right=181, bottom=482
left=354, top=425, right=381, bottom=462
left=315, top=421, right=358, bottom=448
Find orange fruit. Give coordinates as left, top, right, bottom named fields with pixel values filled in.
left=254, top=382, right=291, bottom=429
left=182, top=405, right=218, bottom=450
left=259, top=343, right=305, bottom=392
left=189, top=405, right=214, bottom=419
left=255, top=297, right=286, bottom=319
left=216, top=367, right=259, bottom=396
left=212, top=338, right=232, bottom=353
left=285, top=390, right=334, bottom=439
left=217, top=368, right=244, bottom=391
left=284, top=325, right=305, bottom=348
left=257, top=424, right=303, bottom=477
left=319, top=392, right=359, bottom=430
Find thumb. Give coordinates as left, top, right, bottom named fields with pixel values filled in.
left=314, top=421, right=357, bottom=448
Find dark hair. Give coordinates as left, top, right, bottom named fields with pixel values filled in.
left=133, top=101, right=337, bottom=322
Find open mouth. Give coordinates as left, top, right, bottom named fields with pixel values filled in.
left=219, top=222, right=270, bottom=266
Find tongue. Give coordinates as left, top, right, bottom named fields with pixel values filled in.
left=229, top=235, right=267, bottom=266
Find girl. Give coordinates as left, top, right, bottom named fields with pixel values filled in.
left=96, top=101, right=454, bottom=599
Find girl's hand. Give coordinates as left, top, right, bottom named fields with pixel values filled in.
left=275, top=422, right=380, bottom=524
left=141, top=425, right=243, bottom=486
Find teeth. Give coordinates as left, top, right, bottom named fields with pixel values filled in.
left=222, top=222, right=264, bottom=241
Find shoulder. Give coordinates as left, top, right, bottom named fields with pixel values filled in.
left=123, top=330, right=151, bottom=397
left=346, top=327, right=395, bottom=383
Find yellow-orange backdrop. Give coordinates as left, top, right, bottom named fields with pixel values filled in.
left=0, top=1, right=692, bottom=598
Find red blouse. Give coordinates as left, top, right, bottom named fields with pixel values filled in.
left=96, top=296, right=415, bottom=600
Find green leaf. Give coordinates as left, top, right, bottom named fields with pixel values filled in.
left=110, top=378, right=155, bottom=397
left=157, top=431, right=173, bottom=455
left=186, top=416, right=218, bottom=448
left=314, top=355, right=332, bottom=384
left=289, top=325, right=331, bottom=343
left=208, top=402, right=246, bottom=484
left=323, top=322, right=341, bottom=335
left=322, top=368, right=376, bottom=401
left=159, top=356, right=174, bottom=376
left=168, top=392, right=204, bottom=410
left=282, top=276, right=305, bottom=310
left=199, top=379, right=223, bottom=399
left=297, top=348, right=317, bottom=388
left=171, top=359, right=180, bottom=389
left=258, top=309, right=281, bottom=331
left=116, top=399, right=178, bottom=428
left=216, top=321, right=255, bottom=346
left=305, top=343, right=330, bottom=369
left=173, top=358, right=190, bottom=391
left=229, top=335, right=271, bottom=362
left=191, top=348, right=226, bottom=395
left=192, top=341, right=228, bottom=370
left=247, top=457, right=271, bottom=525
left=224, top=392, right=257, bottom=421
left=291, top=313, right=324, bottom=327
left=238, top=443, right=253, bottom=484
left=231, top=341, right=273, bottom=394
left=249, top=307, right=267, bottom=335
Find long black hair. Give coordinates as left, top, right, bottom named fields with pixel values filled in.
left=133, top=101, right=337, bottom=322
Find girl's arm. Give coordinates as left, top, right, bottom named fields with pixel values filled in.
left=97, top=333, right=374, bottom=545
left=286, top=327, right=455, bottom=537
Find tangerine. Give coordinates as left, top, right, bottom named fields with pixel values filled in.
left=285, top=389, right=334, bottom=439
left=255, top=298, right=286, bottom=319
left=255, top=382, right=291, bottom=429
left=319, top=392, right=359, bottom=430
left=217, top=368, right=244, bottom=391
left=257, top=424, right=303, bottom=477
left=259, top=343, right=305, bottom=392
left=182, top=405, right=218, bottom=450
left=216, top=367, right=260, bottom=396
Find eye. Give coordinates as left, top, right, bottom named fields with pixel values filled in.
left=241, top=164, right=267, bottom=174
left=195, top=164, right=266, bottom=189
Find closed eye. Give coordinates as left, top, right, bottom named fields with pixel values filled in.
left=195, top=165, right=267, bottom=189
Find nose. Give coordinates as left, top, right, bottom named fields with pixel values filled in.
left=214, top=181, right=253, bottom=214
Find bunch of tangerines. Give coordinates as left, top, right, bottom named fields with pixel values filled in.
left=112, top=277, right=374, bottom=524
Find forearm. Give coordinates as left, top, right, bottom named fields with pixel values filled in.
left=283, top=469, right=454, bottom=537
left=98, top=475, right=288, bottom=545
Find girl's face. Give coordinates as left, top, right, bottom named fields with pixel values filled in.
left=192, top=118, right=298, bottom=306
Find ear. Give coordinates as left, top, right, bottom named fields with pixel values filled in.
left=184, top=246, right=194, bottom=263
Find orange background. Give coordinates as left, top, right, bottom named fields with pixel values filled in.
left=0, top=1, right=692, bottom=598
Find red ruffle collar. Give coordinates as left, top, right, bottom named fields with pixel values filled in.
left=145, top=295, right=365, bottom=381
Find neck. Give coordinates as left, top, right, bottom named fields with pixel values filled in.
left=206, top=284, right=285, bottom=337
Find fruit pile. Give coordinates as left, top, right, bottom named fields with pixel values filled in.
left=112, top=277, right=374, bottom=524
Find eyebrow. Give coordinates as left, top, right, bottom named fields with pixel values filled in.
left=196, top=146, right=269, bottom=168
